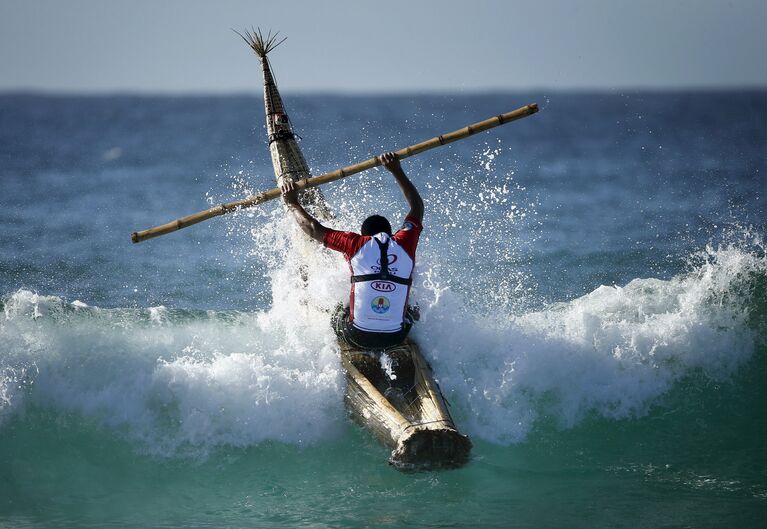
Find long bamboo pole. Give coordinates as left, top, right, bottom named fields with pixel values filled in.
left=131, top=103, right=538, bottom=243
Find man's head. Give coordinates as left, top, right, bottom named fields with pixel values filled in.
left=360, top=215, right=392, bottom=236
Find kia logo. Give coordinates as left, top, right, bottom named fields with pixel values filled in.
left=371, top=281, right=396, bottom=292
left=376, top=254, right=398, bottom=266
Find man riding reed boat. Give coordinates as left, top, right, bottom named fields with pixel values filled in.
left=280, top=152, right=424, bottom=350
left=126, top=29, right=541, bottom=468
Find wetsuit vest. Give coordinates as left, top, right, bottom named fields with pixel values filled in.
left=349, top=233, right=414, bottom=333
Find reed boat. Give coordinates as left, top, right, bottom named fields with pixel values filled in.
left=240, top=29, right=472, bottom=469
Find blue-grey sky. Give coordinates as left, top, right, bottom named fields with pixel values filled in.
left=1, top=0, right=765, bottom=93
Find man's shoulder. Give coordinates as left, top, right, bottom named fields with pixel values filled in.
left=392, top=215, right=422, bottom=259
left=394, top=215, right=423, bottom=237
left=324, top=229, right=367, bottom=256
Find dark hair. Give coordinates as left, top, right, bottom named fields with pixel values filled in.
left=360, top=215, right=392, bottom=236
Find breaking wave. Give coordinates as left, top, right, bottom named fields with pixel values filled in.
left=1, top=227, right=764, bottom=455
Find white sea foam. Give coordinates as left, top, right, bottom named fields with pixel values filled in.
left=418, top=232, right=765, bottom=443
left=0, top=285, right=345, bottom=455
left=380, top=353, right=397, bottom=381
left=1, top=229, right=764, bottom=452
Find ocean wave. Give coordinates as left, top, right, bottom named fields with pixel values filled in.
left=421, top=229, right=766, bottom=443
left=0, top=288, right=345, bottom=456
left=1, top=231, right=764, bottom=454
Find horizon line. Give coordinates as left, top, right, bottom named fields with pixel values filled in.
left=2, top=85, right=766, bottom=98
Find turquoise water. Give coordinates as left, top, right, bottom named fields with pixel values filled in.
left=1, top=93, right=766, bottom=527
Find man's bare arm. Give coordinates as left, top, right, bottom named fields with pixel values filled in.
left=280, top=180, right=329, bottom=243
left=380, top=152, right=424, bottom=223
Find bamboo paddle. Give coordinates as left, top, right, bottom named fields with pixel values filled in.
left=131, top=103, right=538, bottom=243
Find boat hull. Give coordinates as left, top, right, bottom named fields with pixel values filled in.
left=339, top=338, right=471, bottom=469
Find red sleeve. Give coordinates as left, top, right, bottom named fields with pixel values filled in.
left=323, top=229, right=367, bottom=258
left=392, top=214, right=423, bottom=259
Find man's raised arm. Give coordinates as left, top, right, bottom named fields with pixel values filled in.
left=380, top=152, right=424, bottom=223
left=280, top=180, right=329, bottom=243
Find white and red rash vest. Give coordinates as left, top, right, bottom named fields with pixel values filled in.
left=324, top=215, right=422, bottom=333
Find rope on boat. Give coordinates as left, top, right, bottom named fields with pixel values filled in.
left=402, top=418, right=455, bottom=431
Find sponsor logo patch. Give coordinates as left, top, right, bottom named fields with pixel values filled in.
left=371, top=296, right=390, bottom=314
left=376, top=254, right=398, bottom=266
left=371, top=281, right=396, bottom=292
left=371, top=265, right=399, bottom=274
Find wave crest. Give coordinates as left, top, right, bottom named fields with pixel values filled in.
left=1, top=231, right=764, bottom=452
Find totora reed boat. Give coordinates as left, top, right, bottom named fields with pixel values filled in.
left=239, top=29, right=472, bottom=469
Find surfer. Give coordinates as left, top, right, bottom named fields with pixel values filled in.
left=281, top=152, right=424, bottom=350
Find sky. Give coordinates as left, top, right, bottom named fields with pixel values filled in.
left=1, top=0, right=765, bottom=93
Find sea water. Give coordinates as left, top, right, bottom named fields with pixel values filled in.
left=1, top=92, right=765, bottom=528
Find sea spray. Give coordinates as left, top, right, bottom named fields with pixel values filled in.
left=6, top=138, right=765, bottom=454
